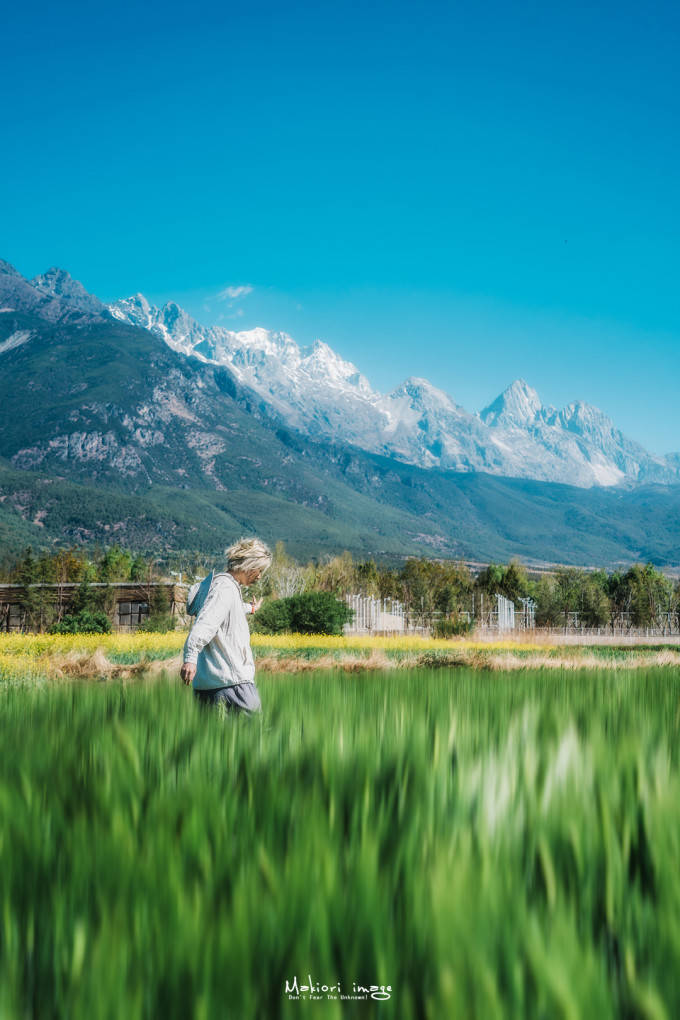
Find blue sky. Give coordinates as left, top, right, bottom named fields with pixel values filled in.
left=4, top=0, right=679, bottom=453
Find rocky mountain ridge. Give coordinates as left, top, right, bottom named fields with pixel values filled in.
left=1, top=259, right=679, bottom=565
left=109, top=291, right=678, bottom=489
left=0, top=260, right=107, bottom=324
left=1, top=259, right=676, bottom=491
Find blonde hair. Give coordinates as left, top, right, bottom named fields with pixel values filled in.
left=225, top=537, right=272, bottom=576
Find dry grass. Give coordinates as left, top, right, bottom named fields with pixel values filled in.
left=47, top=650, right=183, bottom=682
left=255, top=645, right=680, bottom=673
left=253, top=649, right=395, bottom=673
left=465, top=649, right=680, bottom=672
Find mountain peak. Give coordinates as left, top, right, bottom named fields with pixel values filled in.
left=559, top=399, right=617, bottom=436
left=400, top=376, right=447, bottom=395
left=0, top=259, right=104, bottom=323
left=480, top=378, right=541, bottom=427
left=307, top=338, right=354, bottom=368
left=31, top=266, right=105, bottom=318
left=0, top=259, right=21, bottom=278
left=33, top=265, right=73, bottom=286
left=312, top=339, right=333, bottom=356
left=389, top=377, right=461, bottom=413
left=109, top=293, right=154, bottom=326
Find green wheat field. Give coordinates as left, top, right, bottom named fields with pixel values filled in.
left=1, top=666, right=679, bottom=1018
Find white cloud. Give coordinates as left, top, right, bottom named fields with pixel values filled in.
left=217, top=284, right=254, bottom=302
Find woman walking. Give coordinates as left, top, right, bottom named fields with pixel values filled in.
left=180, top=538, right=272, bottom=715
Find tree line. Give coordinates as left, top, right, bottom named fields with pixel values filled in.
left=261, top=545, right=680, bottom=631
left=3, top=544, right=680, bottom=633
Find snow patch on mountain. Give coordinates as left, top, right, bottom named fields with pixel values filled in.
left=0, top=330, right=33, bottom=356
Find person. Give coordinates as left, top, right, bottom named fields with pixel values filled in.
left=180, top=537, right=272, bottom=714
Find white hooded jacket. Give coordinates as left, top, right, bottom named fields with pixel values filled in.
left=183, top=572, right=255, bottom=690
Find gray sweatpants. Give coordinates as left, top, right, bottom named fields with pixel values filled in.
left=193, top=683, right=261, bottom=716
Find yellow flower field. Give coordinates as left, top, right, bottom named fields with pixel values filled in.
left=0, top=631, right=187, bottom=657
left=0, top=630, right=549, bottom=659
left=251, top=632, right=550, bottom=652
left=0, top=631, right=552, bottom=682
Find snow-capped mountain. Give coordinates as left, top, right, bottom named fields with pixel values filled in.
left=480, top=378, right=542, bottom=428
left=3, top=258, right=680, bottom=565
left=109, top=294, right=384, bottom=446
left=109, top=294, right=678, bottom=488
left=477, top=380, right=671, bottom=487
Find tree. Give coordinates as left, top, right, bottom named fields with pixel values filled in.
left=534, top=575, right=560, bottom=627
left=579, top=575, right=611, bottom=627
left=375, top=565, right=404, bottom=601
left=606, top=571, right=632, bottom=627
left=532, top=569, right=605, bottom=628
left=52, top=548, right=86, bottom=624
left=313, top=551, right=357, bottom=595
left=475, top=561, right=528, bottom=605
left=355, top=560, right=381, bottom=597
left=553, top=568, right=584, bottom=626
left=12, top=547, right=38, bottom=586
left=99, top=546, right=134, bottom=582
left=475, top=563, right=505, bottom=597
left=265, top=541, right=310, bottom=598
left=623, top=563, right=673, bottom=628
left=474, top=563, right=508, bottom=625
left=400, top=559, right=436, bottom=624
left=501, top=561, right=529, bottom=603
left=12, top=548, right=40, bottom=631
left=434, top=582, right=458, bottom=616
left=129, top=555, right=148, bottom=582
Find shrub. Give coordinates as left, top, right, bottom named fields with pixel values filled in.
left=252, top=599, right=294, bottom=635
left=50, top=610, right=112, bottom=635
left=252, top=592, right=353, bottom=635
left=287, top=592, right=353, bottom=635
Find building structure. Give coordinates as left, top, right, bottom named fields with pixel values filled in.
left=0, top=582, right=189, bottom=632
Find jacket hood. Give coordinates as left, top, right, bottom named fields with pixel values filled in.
left=186, top=571, right=232, bottom=616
